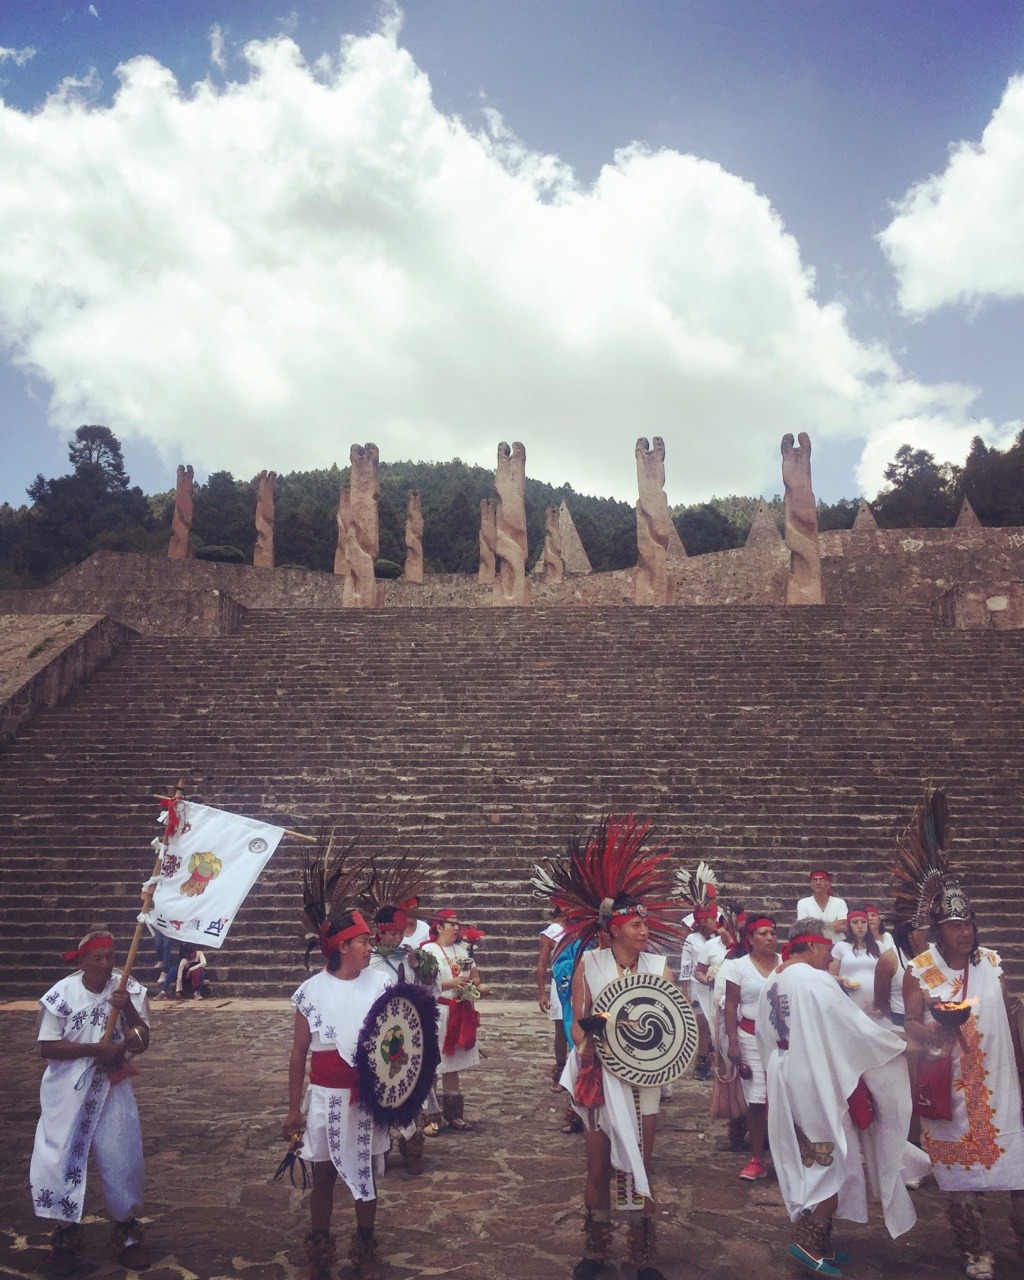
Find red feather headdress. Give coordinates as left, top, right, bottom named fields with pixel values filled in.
left=530, top=813, right=683, bottom=957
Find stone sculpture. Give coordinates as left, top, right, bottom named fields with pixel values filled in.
left=343, top=443, right=380, bottom=608
left=168, top=463, right=195, bottom=560
left=541, top=507, right=564, bottom=583
left=634, top=436, right=678, bottom=605
left=557, top=501, right=593, bottom=576
left=479, top=500, right=497, bottom=584
left=493, top=442, right=530, bottom=605
left=254, top=470, right=276, bottom=569
left=405, top=489, right=424, bottom=583
left=781, top=432, right=824, bottom=605
left=334, top=484, right=351, bottom=579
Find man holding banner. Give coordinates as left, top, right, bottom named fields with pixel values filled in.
left=31, top=929, right=151, bottom=1273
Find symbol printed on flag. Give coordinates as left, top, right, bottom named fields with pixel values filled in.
left=248, top=837, right=269, bottom=855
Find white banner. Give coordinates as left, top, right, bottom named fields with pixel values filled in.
left=144, top=801, right=285, bottom=949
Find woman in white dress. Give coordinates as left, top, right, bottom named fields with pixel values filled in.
left=724, top=916, right=781, bottom=1182
left=830, top=909, right=883, bottom=1015
left=421, top=909, right=482, bottom=1131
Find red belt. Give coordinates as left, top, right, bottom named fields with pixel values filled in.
left=310, top=1049, right=359, bottom=1102
left=777, top=1040, right=789, bottom=1050
left=738, top=1017, right=757, bottom=1035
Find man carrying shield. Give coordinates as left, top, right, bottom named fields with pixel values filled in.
left=534, top=814, right=687, bottom=1280
left=30, top=928, right=151, bottom=1273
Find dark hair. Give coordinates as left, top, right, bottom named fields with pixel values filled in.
left=374, top=905, right=402, bottom=927
left=844, top=919, right=880, bottom=958
left=324, top=912, right=363, bottom=972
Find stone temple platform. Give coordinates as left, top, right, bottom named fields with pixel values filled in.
left=0, top=999, right=1007, bottom=1280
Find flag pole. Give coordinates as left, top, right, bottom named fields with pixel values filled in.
left=99, top=776, right=186, bottom=1047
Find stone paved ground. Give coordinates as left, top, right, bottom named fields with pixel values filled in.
left=0, top=999, right=1015, bottom=1280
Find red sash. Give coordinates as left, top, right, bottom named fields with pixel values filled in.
left=738, top=1017, right=757, bottom=1035
left=310, top=1049, right=359, bottom=1103
left=439, top=997, right=480, bottom=1056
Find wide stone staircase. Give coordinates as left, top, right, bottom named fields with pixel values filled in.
left=1, top=606, right=1023, bottom=998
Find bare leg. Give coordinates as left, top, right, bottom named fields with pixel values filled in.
left=310, top=1162, right=337, bottom=1233
left=747, top=1103, right=768, bottom=1162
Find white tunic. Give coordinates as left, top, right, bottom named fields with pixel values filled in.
left=756, top=960, right=916, bottom=1238
left=908, top=944, right=1024, bottom=1192
left=31, top=972, right=148, bottom=1224
left=795, top=895, right=850, bottom=936
left=291, top=967, right=391, bottom=1201
left=561, top=949, right=667, bottom=1206
left=726, top=953, right=779, bottom=1106
left=541, top=921, right=565, bottom=1021
left=831, top=941, right=881, bottom=1015
left=421, top=941, right=481, bottom=1073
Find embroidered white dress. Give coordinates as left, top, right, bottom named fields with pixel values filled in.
left=421, top=941, right=481, bottom=1073
left=31, top=972, right=148, bottom=1224
left=756, top=960, right=916, bottom=1238
left=908, top=944, right=1024, bottom=1192
left=291, top=967, right=391, bottom=1201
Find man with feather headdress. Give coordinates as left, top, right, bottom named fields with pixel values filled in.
left=533, top=813, right=685, bottom=1280
left=280, top=835, right=390, bottom=1280
left=896, top=788, right=1024, bottom=1280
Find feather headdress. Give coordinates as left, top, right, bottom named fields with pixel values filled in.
left=301, top=829, right=367, bottom=968
left=891, top=786, right=971, bottom=928
left=359, top=850, right=432, bottom=920
left=674, top=860, right=719, bottom=917
left=530, top=813, right=683, bottom=957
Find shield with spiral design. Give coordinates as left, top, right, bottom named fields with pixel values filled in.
left=591, top=972, right=699, bottom=1087
left=354, top=982, right=441, bottom=1128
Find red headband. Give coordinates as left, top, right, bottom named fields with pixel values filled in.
left=781, top=933, right=830, bottom=962
left=745, top=917, right=775, bottom=934
left=864, top=905, right=878, bottom=913
left=848, top=910, right=868, bottom=921
left=319, top=912, right=370, bottom=956
left=809, top=870, right=831, bottom=882
left=693, top=906, right=717, bottom=923
left=63, top=934, right=114, bottom=964
left=399, top=897, right=419, bottom=910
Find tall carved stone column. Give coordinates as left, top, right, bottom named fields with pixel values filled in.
left=343, top=443, right=380, bottom=608
left=254, top=469, right=276, bottom=569
left=479, top=499, right=497, bottom=584
left=781, top=431, right=824, bottom=605
left=634, top=436, right=677, bottom=605
left=334, top=484, right=351, bottom=579
left=541, top=506, right=564, bottom=583
left=404, top=488, right=424, bottom=583
left=493, top=441, right=530, bottom=606
left=168, top=463, right=195, bottom=560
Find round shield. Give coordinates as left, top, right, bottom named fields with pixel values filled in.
left=354, top=982, right=441, bottom=1128
left=591, top=972, right=699, bottom=1087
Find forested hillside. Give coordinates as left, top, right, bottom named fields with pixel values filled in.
left=1, top=427, right=1022, bottom=588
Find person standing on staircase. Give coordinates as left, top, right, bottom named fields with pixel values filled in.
left=30, top=929, right=151, bottom=1274
left=795, top=870, right=848, bottom=938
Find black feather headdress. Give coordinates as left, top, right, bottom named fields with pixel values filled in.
left=301, top=829, right=367, bottom=968
left=891, top=786, right=971, bottom=929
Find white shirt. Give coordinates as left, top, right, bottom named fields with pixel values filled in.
left=795, top=894, right=849, bottom=936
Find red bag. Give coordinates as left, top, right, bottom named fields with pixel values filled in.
left=574, top=1059, right=605, bottom=1109
left=847, top=1077, right=876, bottom=1129
left=913, top=1054, right=954, bottom=1121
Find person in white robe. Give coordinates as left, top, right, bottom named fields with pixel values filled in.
left=756, top=919, right=917, bottom=1278
left=283, top=910, right=391, bottom=1280
left=31, top=929, right=151, bottom=1274
left=904, top=897, right=1024, bottom=1280
left=795, top=869, right=849, bottom=938
left=563, top=894, right=673, bottom=1280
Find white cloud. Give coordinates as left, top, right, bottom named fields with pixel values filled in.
left=0, top=46, right=37, bottom=67
left=88, top=5, right=99, bottom=18
left=0, top=23, right=1013, bottom=502
left=209, top=24, right=227, bottom=72
left=880, top=75, right=1024, bottom=314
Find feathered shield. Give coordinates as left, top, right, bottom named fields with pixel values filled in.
left=354, top=982, right=442, bottom=1128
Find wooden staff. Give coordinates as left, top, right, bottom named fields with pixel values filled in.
left=99, top=776, right=186, bottom=1047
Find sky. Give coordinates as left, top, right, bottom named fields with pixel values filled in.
left=0, top=2, right=1022, bottom=511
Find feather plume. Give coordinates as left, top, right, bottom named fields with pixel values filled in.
left=301, top=829, right=367, bottom=967
left=891, top=786, right=952, bottom=928
left=674, top=860, right=719, bottom=912
left=536, top=813, right=683, bottom=959
left=359, top=850, right=432, bottom=916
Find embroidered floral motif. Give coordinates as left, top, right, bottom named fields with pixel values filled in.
left=923, top=1015, right=1002, bottom=1171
